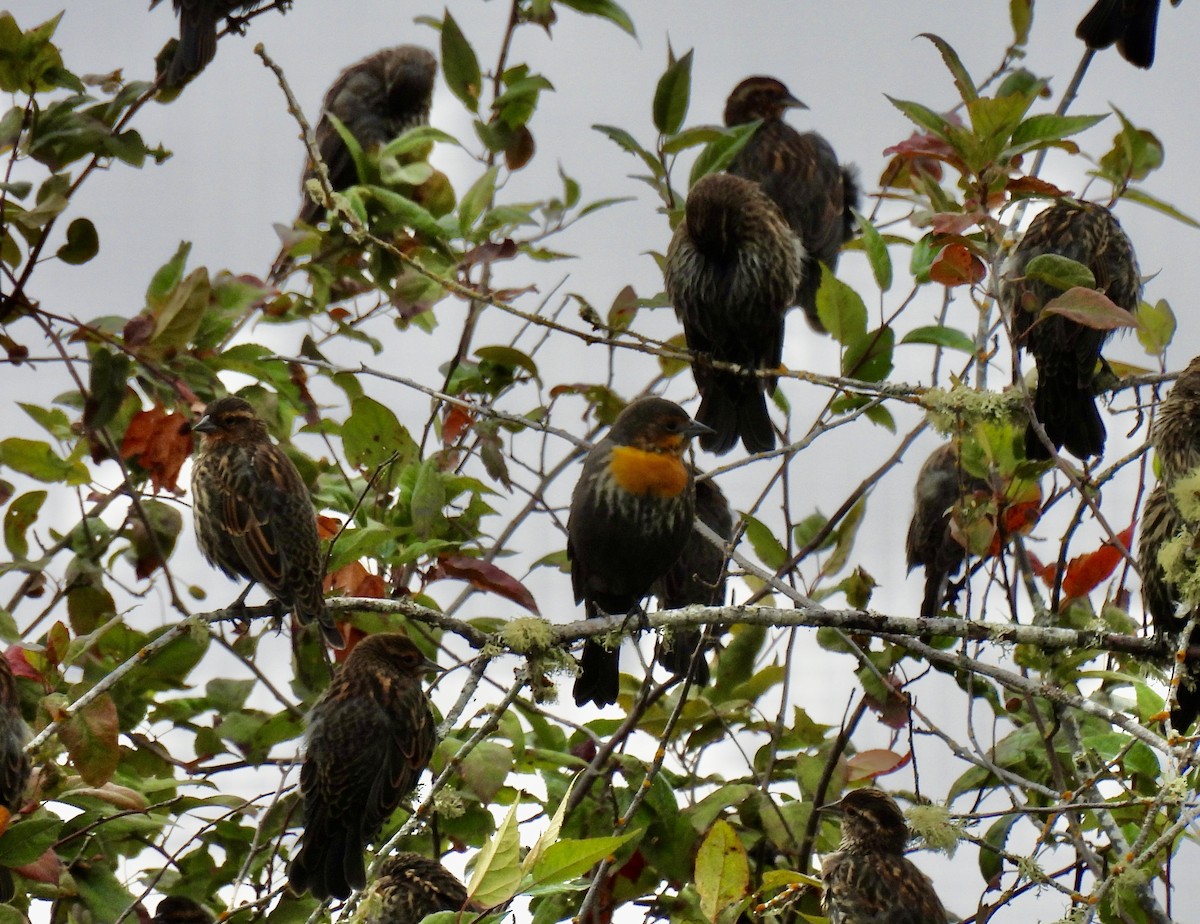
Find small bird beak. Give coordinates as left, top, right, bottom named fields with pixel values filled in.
left=783, top=93, right=808, bottom=111
left=683, top=420, right=715, bottom=439
left=192, top=414, right=218, bottom=434
left=420, top=655, right=441, bottom=676
left=817, top=797, right=845, bottom=815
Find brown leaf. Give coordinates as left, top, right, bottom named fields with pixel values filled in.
left=119, top=404, right=193, bottom=493
left=433, top=553, right=539, bottom=614
left=845, top=748, right=912, bottom=781
left=505, top=125, right=535, bottom=170
left=1007, top=175, right=1070, bottom=198
left=443, top=406, right=473, bottom=446
left=59, top=694, right=119, bottom=786
left=14, top=848, right=62, bottom=885
left=325, top=560, right=386, bottom=599
left=460, top=239, right=518, bottom=271
left=929, top=242, right=986, bottom=287
left=1042, top=287, right=1139, bottom=331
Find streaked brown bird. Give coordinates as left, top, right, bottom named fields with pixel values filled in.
left=665, top=173, right=801, bottom=455
left=367, top=853, right=471, bottom=924
left=1137, top=484, right=1200, bottom=731
left=298, top=46, right=438, bottom=226
left=191, top=395, right=344, bottom=649
left=568, top=397, right=710, bottom=707
left=289, top=634, right=438, bottom=900
left=1076, top=0, right=1181, bottom=68
left=152, top=0, right=273, bottom=88
left=151, top=896, right=216, bottom=924
left=655, top=474, right=734, bottom=686
left=820, top=789, right=948, bottom=924
left=1001, top=199, right=1140, bottom=461
left=1150, top=355, right=1200, bottom=484
left=0, top=655, right=30, bottom=904
left=906, top=443, right=988, bottom=619
left=724, top=75, right=859, bottom=332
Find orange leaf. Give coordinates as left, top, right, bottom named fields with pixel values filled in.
left=1027, top=552, right=1057, bottom=586
left=433, top=553, right=539, bottom=614
left=315, top=515, right=342, bottom=540
left=1061, top=526, right=1135, bottom=599
left=325, top=561, right=386, bottom=599
left=443, top=406, right=473, bottom=446
left=119, top=404, right=193, bottom=493
left=929, top=243, right=986, bottom=287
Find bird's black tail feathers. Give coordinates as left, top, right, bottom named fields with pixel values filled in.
left=657, top=628, right=711, bottom=687
left=1026, top=372, right=1105, bottom=461
left=696, top=378, right=774, bottom=456
left=574, top=641, right=620, bottom=707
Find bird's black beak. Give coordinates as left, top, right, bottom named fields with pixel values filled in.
left=817, top=797, right=845, bottom=816
left=783, top=93, right=808, bottom=111
left=192, top=414, right=218, bottom=434
left=420, top=655, right=441, bottom=677
left=684, top=420, right=715, bottom=439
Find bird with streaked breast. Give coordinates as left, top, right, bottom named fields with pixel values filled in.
left=568, top=397, right=712, bottom=707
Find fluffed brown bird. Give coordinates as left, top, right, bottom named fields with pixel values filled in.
left=1150, top=355, right=1200, bottom=485
left=1076, top=0, right=1182, bottom=68
left=191, top=395, right=343, bottom=648
left=568, top=397, right=710, bottom=707
left=1137, top=484, right=1200, bottom=731
left=289, top=634, right=438, bottom=900
left=151, top=896, right=216, bottom=924
left=298, top=46, right=438, bottom=226
left=1001, top=199, right=1140, bottom=461
left=655, top=475, right=734, bottom=686
left=665, top=173, right=801, bottom=455
left=0, top=655, right=30, bottom=903
left=151, top=0, right=272, bottom=87
left=820, top=789, right=948, bottom=924
left=906, top=443, right=988, bottom=619
left=724, top=75, right=859, bottom=332
left=367, top=852, right=470, bottom=924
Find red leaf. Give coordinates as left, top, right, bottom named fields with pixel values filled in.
left=59, top=694, right=119, bottom=786
left=1026, top=552, right=1057, bottom=586
left=5, top=647, right=41, bottom=684
left=14, top=848, right=62, bottom=885
left=1061, top=526, right=1135, bottom=599
left=119, top=404, right=193, bottom=494
left=1043, top=287, right=1139, bottom=331
left=929, top=243, right=986, bottom=287
left=846, top=749, right=912, bottom=782
left=443, top=406, right=473, bottom=446
left=1007, top=176, right=1071, bottom=198
left=433, top=554, right=540, bottom=614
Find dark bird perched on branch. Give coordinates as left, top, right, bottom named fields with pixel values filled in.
left=298, top=46, right=438, bottom=226
left=289, top=634, right=438, bottom=900
left=1001, top=199, right=1140, bottom=461
left=820, top=789, right=948, bottom=924
left=724, top=75, right=859, bottom=333
left=0, top=655, right=30, bottom=903
left=665, top=173, right=801, bottom=455
left=1137, top=485, right=1200, bottom=731
left=655, top=475, right=733, bottom=686
left=151, top=896, right=216, bottom=924
left=366, top=853, right=472, bottom=924
left=191, top=396, right=344, bottom=649
left=1150, top=355, right=1200, bottom=485
left=906, top=443, right=988, bottom=619
left=568, top=398, right=711, bottom=707
left=151, top=0, right=278, bottom=88
left=1076, top=0, right=1181, bottom=69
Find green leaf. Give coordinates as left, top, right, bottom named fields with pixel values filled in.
left=0, top=437, right=88, bottom=484
left=56, top=216, right=98, bottom=265
left=689, top=121, right=759, bottom=188
left=742, top=514, right=786, bottom=571
left=1136, top=298, right=1176, bottom=356
left=410, top=459, right=446, bottom=539
left=529, top=833, right=636, bottom=887
left=1008, top=112, right=1106, bottom=151
left=885, top=96, right=953, bottom=142
left=815, top=267, right=867, bottom=345
left=148, top=267, right=210, bottom=357
left=593, top=124, right=665, bottom=179
left=824, top=497, right=866, bottom=576
left=459, top=166, right=499, bottom=234
left=695, top=819, right=749, bottom=924
left=343, top=396, right=418, bottom=471
left=980, top=813, right=1019, bottom=883
left=854, top=211, right=892, bottom=291
left=0, top=814, right=60, bottom=866
left=364, top=186, right=448, bottom=241
left=652, top=49, right=693, bottom=136
left=1120, top=185, right=1200, bottom=229
left=1022, top=253, right=1095, bottom=291
left=919, top=34, right=977, bottom=103
left=1010, top=0, right=1032, bottom=45
left=555, top=0, right=636, bottom=36
left=900, top=325, right=976, bottom=353
left=4, top=489, right=45, bottom=559
left=468, top=799, right=522, bottom=907
left=842, top=326, right=895, bottom=383
left=441, top=12, right=481, bottom=112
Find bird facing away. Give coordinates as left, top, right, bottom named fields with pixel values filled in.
left=1076, top=0, right=1180, bottom=68
left=152, top=1, right=271, bottom=88
left=820, top=789, right=948, bottom=924
left=665, top=173, right=801, bottom=455
left=289, top=634, right=438, bottom=900
left=1150, top=355, right=1200, bottom=485
left=298, top=46, right=438, bottom=226
left=0, top=655, right=30, bottom=904
left=191, top=395, right=344, bottom=649
left=906, top=443, right=988, bottom=619
left=655, top=474, right=734, bottom=686
left=1001, top=199, right=1140, bottom=461
left=1137, top=484, right=1200, bottom=731
left=151, top=896, right=216, bottom=924
left=724, top=75, right=859, bottom=333
left=366, top=852, right=471, bottom=924
left=568, top=397, right=711, bottom=707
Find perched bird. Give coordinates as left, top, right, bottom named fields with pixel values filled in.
left=1001, top=199, right=1140, bottom=461
left=1137, top=484, right=1200, bottom=731
left=820, top=789, right=948, bottom=924
left=655, top=475, right=734, bottom=686
left=151, top=896, right=216, bottom=924
left=568, top=397, right=711, bottom=707
left=191, top=395, right=344, bottom=648
left=1150, top=355, right=1200, bottom=484
left=906, top=443, right=988, bottom=619
left=665, top=173, right=801, bottom=455
left=1076, top=0, right=1181, bottom=69
left=298, top=46, right=438, bottom=226
left=152, top=0, right=272, bottom=88
left=0, top=655, right=30, bottom=904
left=289, top=634, right=438, bottom=900
left=724, top=75, right=859, bottom=332
left=367, top=853, right=470, bottom=924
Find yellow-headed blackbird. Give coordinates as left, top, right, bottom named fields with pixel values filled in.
left=665, top=173, right=800, bottom=455
left=151, top=896, right=216, bottom=924
left=820, top=789, right=948, bottom=924
left=367, top=852, right=471, bottom=924
left=1077, top=0, right=1179, bottom=68
left=289, top=634, right=438, bottom=900
left=1137, top=484, right=1200, bottom=731
left=298, top=46, right=438, bottom=226
left=655, top=474, right=733, bottom=686
left=568, top=397, right=711, bottom=707
left=191, top=395, right=344, bottom=648
left=906, top=443, right=988, bottom=619
left=152, top=1, right=267, bottom=87
left=724, top=75, right=859, bottom=333
left=1001, top=200, right=1140, bottom=461
left=1150, top=355, right=1200, bottom=484
left=0, top=655, right=30, bottom=903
